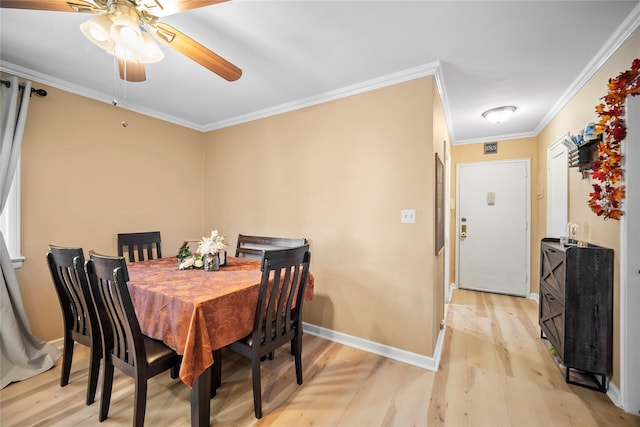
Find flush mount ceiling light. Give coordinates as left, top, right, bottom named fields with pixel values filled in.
left=482, top=106, right=517, bottom=124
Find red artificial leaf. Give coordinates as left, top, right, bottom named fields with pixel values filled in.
left=611, top=185, right=626, bottom=200
left=608, top=209, right=623, bottom=220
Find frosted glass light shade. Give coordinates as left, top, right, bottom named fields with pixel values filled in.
left=110, top=12, right=142, bottom=48
left=80, top=14, right=114, bottom=51
left=137, top=31, right=164, bottom=63
left=482, top=106, right=517, bottom=124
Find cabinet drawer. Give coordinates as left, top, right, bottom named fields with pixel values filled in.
left=540, top=244, right=565, bottom=304
left=540, top=289, right=564, bottom=358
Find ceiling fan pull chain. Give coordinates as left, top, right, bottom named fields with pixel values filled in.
left=122, top=59, right=128, bottom=128
left=110, top=54, right=128, bottom=127
left=112, top=54, right=119, bottom=107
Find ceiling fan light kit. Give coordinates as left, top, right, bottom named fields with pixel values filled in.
left=482, top=106, right=517, bottom=124
left=2, top=0, right=242, bottom=82
left=79, top=2, right=164, bottom=81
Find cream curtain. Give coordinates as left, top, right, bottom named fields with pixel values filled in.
left=1, top=76, right=60, bottom=389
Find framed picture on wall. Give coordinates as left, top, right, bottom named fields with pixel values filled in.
left=435, top=153, right=445, bottom=255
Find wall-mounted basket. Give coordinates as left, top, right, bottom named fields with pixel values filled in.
left=569, top=135, right=601, bottom=178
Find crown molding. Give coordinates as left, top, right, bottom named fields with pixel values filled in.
left=533, top=3, right=640, bottom=136
left=203, top=61, right=441, bottom=131
left=2, top=60, right=441, bottom=133
left=0, top=61, right=206, bottom=131
left=454, top=131, right=537, bottom=146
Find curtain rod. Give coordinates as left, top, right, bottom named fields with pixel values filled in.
left=0, top=79, right=48, bottom=97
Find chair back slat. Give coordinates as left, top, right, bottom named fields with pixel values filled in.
left=117, top=231, right=162, bottom=262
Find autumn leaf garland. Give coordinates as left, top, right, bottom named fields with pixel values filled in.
left=588, top=58, right=640, bottom=220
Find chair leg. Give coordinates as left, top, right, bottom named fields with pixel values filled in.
left=60, top=333, right=74, bottom=387
left=99, top=361, right=114, bottom=422
left=170, top=365, right=179, bottom=379
left=133, top=376, right=148, bottom=427
left=210, top=349, right=222, bottom=399
left=251, top=357, right=263, bottom=419
left=293, top=336, right=303, bottom=385
left=85, top=344, right=101, bottom=405
left=291, top=329, right=303, bottom=355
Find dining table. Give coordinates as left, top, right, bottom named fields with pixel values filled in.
left=125, top=255, right=314, bottom=426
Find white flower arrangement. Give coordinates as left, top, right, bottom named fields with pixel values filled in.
left=177, top=230, right=228, bottom=270
left=197, top=229, right=228, bottom=256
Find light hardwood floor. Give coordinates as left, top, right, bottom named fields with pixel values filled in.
left=1, top=289, right=638, bottom=426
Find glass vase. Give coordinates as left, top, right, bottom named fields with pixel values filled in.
left=203, top=253, right=219, bottom=271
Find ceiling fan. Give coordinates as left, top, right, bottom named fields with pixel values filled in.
left=1, top=0, right=242, bottom=82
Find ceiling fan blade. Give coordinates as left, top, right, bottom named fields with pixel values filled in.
left=0, top=0, right=100, bottom=13
left=137, top=0, right=228, bottom=18
left=118, top=59, right=147, bottom=82
left=151, top=22, right=241, bottom=81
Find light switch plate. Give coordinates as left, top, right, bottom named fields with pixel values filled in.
left=401, top=209, right=416, bottom=223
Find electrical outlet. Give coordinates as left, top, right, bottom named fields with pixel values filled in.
left=401, top=209, right=416, bottom=223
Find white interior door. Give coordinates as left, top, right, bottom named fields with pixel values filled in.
left=621, top=95, right=640, bottom=415
left=547, top=136, right=572, bottom=237
left=457, top=159, right=530, bottom=297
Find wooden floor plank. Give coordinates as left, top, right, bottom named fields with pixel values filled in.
left=1, top=289, right=638, bottom=426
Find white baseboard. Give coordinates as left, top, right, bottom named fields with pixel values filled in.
left=49, top=325, right=446, bottom=372
left=608, top=381, right=621, bottom=408
left=528, top=292, right=539, bottom=303
left=302, top=322, right=445, bottom=372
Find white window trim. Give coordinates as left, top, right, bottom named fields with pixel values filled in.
left=1, top=159, right=24, bottom=269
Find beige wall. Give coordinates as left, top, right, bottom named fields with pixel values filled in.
left=14, top=75, right=445, bottom=359
left=535, top=28, right=640, bottom=387
left=202, top=77, right=444, bottom=356
left=14, top=84, right=205, bottom=340
left=449, top=137, right=539, bottom=289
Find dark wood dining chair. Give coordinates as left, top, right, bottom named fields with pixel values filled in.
left=117, top=231, right=162, bottom=262
left=235, top=234, right=307, bottom=260
left=85, top=251, right=180, bottom=427
left=227, top=245, right=311, bottom=419
left=46, top=245, right=102, bottom=405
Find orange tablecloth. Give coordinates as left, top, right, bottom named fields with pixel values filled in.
left=126, top=256, right=314, bottom=387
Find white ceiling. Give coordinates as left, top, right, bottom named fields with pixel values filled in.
left=1, top=1, right=639, bottom=144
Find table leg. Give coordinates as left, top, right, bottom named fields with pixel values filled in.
left=213, top=348, right=222, bottom=390
left=191, top=365, right=211, bottom=427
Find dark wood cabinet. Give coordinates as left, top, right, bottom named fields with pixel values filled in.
left=539, top=238, right=613, bottom=391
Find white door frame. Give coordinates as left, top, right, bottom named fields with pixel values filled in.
left=455, top=158, right=531, bottom=297
left=444, top=146, right=452, bottom=304
left=546, top=135, right=574, bottom=237
left=618, top=95, right=640, bottom=415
